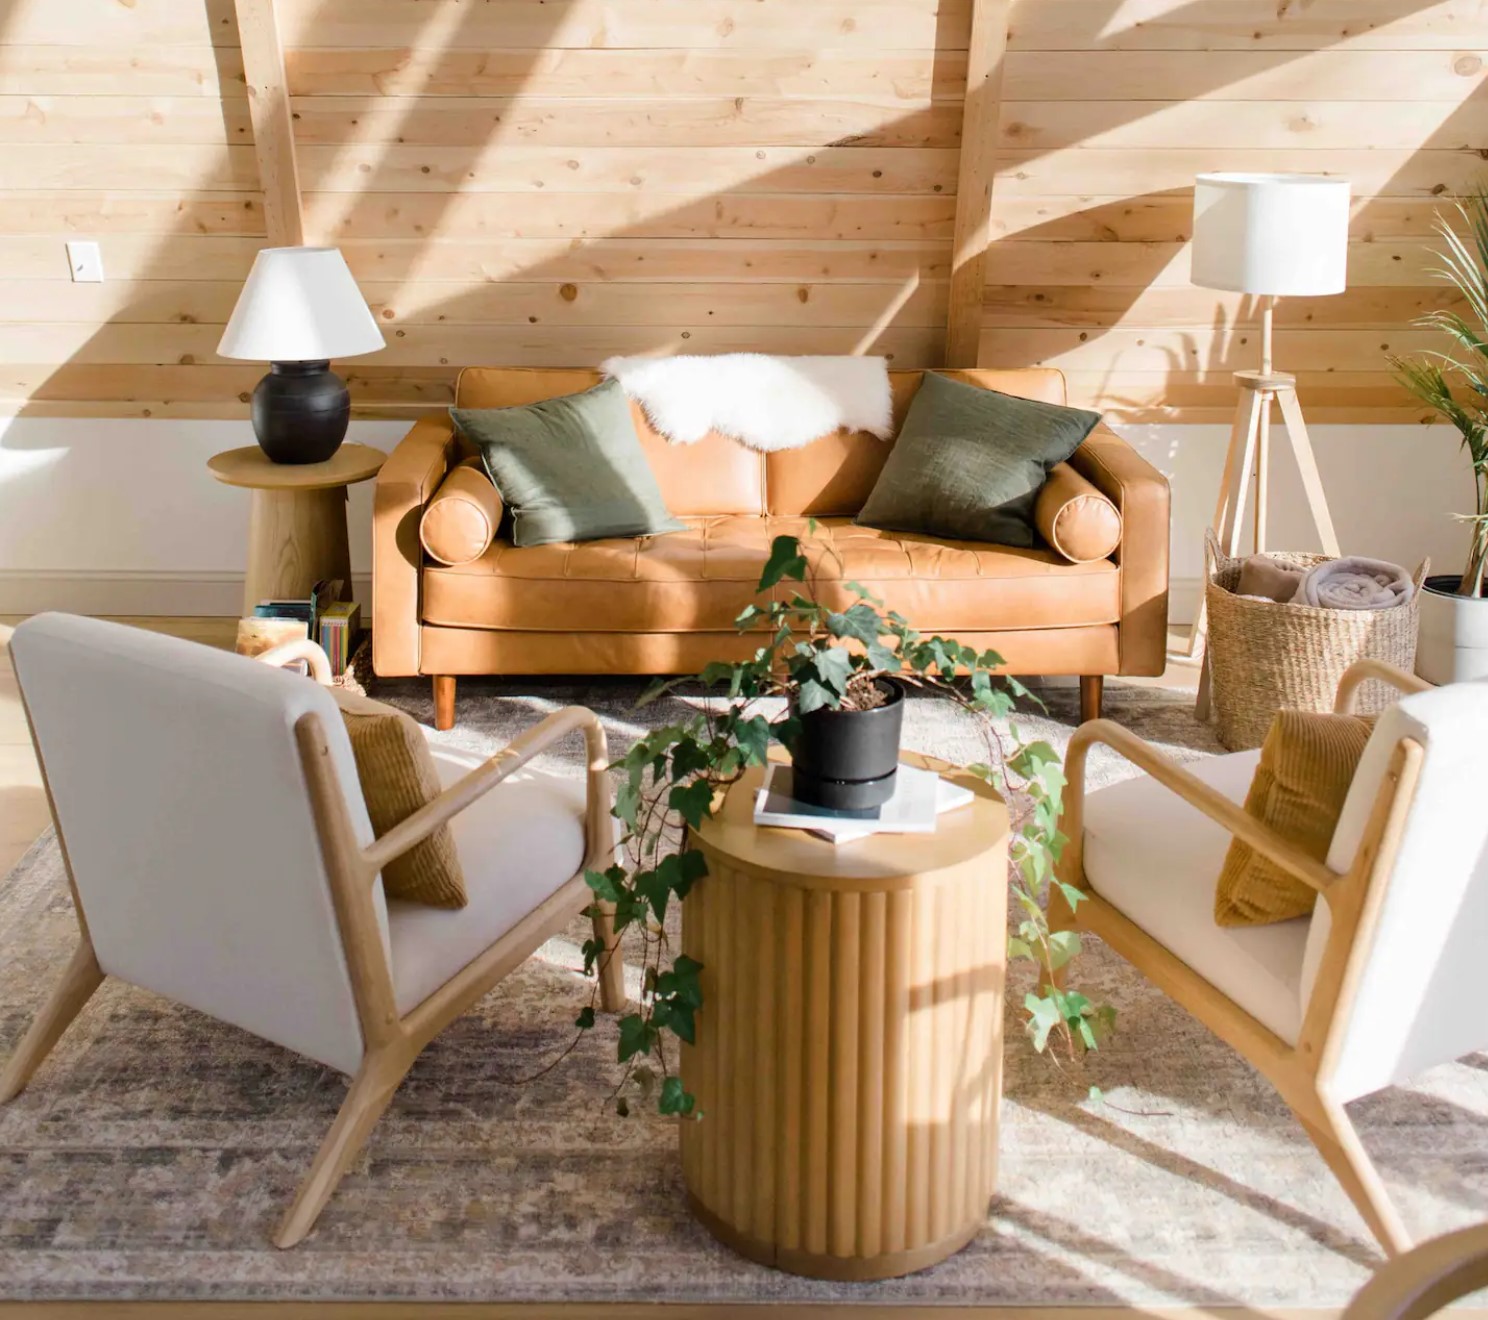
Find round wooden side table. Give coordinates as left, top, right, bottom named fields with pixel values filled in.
left=682, top=755, right=1009, bottom=1281
left=208, top=444, right=386, bottom=613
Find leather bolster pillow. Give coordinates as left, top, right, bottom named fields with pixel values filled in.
left=419, top=458, right=503, bottom=566
left=1035, top=463, right=1123, bottom=564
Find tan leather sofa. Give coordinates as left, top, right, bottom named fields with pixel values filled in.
left=373, top=367, right=1170, bottom=731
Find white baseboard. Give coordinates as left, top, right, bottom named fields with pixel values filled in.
left=1169, top=576, right=1201, bottom=628
left=0, top=570, right=372, bottom=617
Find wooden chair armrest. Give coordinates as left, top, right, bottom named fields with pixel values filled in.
left=363, top=706, right=613, bottom=875
left=254, top=638, right=333, bottom=686
left=1334, top=658, right=1433, bottom=714
left=1061, top=718, right=1338, bottom=897
left=1343, top=1222, right=1488, bottom=1320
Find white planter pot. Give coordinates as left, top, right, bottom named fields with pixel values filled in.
left=1416, top=574, right=1488, bottom=684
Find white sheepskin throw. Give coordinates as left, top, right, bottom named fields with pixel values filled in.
left=600, top=353, right=893, bottom=452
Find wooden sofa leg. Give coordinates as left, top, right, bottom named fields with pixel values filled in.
left=433, top=676, right=456, bottom=731
left=1080, top=675, right=1103, bottom=723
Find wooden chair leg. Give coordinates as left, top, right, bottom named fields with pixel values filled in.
left=1292, top=1091, right=1412, bottom=1258
left=589, top=900, right=626, bottom=1012
left=274, top=1045, right=413, bottom=1249
left=0, top=938, right=103, bottom=1104
left=1079, top=675, right=1103, bottom=723
left=432, top=675, right=456, bottom=731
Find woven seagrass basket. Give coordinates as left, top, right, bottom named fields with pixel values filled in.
left=1203, top=532, right=1426, bottom=750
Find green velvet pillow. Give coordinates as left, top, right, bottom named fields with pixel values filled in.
left=855, top=372, right=1102, bottom=548
left=451, top=379, right=684, bottom=548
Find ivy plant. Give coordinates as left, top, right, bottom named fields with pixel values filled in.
left=574, top=532, right=1113, bottom=1116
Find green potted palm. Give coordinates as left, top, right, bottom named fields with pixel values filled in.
left=1393, top=186, right=1488, bottom=683
left=571, top=531, right=1112, bottom=1117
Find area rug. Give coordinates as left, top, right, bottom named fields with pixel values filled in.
left=1, top=678, right=1484, bottom=1306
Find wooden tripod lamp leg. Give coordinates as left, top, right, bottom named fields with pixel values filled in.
left=1188, top=381, right=1266, bottom=662
left=1276, top=387, right=1342, bottom=558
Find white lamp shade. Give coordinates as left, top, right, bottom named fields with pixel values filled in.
left=1191, top=173, right=1351, bottom=296
left=217, top=246, right=385, bottom=361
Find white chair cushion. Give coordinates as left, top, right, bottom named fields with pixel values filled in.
left=386, top=744, right=589, bottom=1014
left=1081, top=749, right=1313, bottom=1045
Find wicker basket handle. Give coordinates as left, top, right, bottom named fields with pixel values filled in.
left=1412, top=559, right=1431, bottom=594
left=1205, top=528, right=1225, bottom=581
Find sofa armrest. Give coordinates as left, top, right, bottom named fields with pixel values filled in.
left=1068, top=422, right=1170, bottom=677
left=373, top=414, right=460, bottom=677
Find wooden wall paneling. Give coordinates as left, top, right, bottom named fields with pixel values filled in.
left=234, top=0, right=303, bottom=246
left=285, top=49, right=972, bottom=100
left=4, top=0, right=1482, bottom=421
left=982, top=0, right=1488, bottom=418
left=946, top=0, right=1010, bottom=366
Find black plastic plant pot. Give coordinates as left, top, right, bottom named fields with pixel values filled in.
left=790, top=677, right=905, bottom=813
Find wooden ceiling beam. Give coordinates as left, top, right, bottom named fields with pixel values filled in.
left=234, top=0, right=304, bottom=247
left=945, top=0, right=1011, bottom=367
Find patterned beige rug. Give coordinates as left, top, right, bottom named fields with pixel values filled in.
left=1, top=678, right=1484, bottom=1305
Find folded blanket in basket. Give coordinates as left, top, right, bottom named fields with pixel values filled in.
left=1293, top=556, right=1413, bottom=610
left=1236, top=554, right=1306, bottom=603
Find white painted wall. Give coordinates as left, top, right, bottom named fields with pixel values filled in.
left=0, top=415, right=1472, bottom=624
left=1115, top=420, right=1472, bottom=622
left=0, top=418, right=407, bottom=615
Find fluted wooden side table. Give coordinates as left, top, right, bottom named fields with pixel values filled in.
left=682, top=754, right=1008, bottom=1281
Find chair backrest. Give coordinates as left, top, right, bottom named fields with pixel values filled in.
left=1303, top=681, right=1488, bottom=1102
left=10, top=614, right=383, bottom=1076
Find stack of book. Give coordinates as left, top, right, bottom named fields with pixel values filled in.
left=753, top=763, right=974, bottom=845
left=235, top=579, right=361, bottom=678
left=318, top=600, right=361, bottom=678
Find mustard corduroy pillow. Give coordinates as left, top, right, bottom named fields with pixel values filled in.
left=1214, top=710, right=1375, bottom=927
left=329, top=688, right=468, bottom=909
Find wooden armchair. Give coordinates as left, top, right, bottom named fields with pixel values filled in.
left=1345, top=1222, right=1488, bottom=1318
left=0, top=613, right=624, bottom=1248
left=1053, top=659, right=1487, bottom=1257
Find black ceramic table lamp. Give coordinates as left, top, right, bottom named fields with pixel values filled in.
left=217, top=246, right=386, bottom=465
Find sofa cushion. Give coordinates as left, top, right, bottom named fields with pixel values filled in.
left=765, top=368, right=1071, bottom=517
left=1035, top=463, right=1123, bottom=564
left=422, top=516, right=1121, bottom=635
left=453, top=379, right=685, bottom=547
left=855, top=373, right=1102, bottom=548
left=456, top=367, right=765, bottom=517
left=419, top=458, right=503, bottom=566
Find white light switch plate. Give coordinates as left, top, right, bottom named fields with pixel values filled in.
left=66, top=241, right=103, bottom=282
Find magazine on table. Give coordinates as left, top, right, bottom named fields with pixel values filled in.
left=753, top=763, right=974, bottom=845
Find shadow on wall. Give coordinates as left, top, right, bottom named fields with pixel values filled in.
left=0, top=0, right=1477, bottom=421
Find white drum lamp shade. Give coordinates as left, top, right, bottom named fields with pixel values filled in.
left=218, top=246, right=385, bottom=362
left=1191, top=173, right=1351, bottom=296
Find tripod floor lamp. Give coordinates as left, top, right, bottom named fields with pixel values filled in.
left=1187, top=172, right=1351, bottom=657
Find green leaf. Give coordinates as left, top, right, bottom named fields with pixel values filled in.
left=1089, top=1085, right=1104, bottom=1104
left=758, top=535, right=808, bottom=589
left=575, top=1006, right=596, bottom=1030
left=1024, top=992, right=1063, bottom=1052
left=659, top=1076, right=696, bottom=1116
left=617, top=1013, right=656, bottom=1062
left=810, top=646, right=853, bottom=695
left=669, top=780, right=715, bottom=830
left=584, top=866, right=625, bottom=903
left=733, top=714, right=773, bottom=766
left=1047, top=929, right=1082, bottom=971
left=669, top=736, right=711, bottom=780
